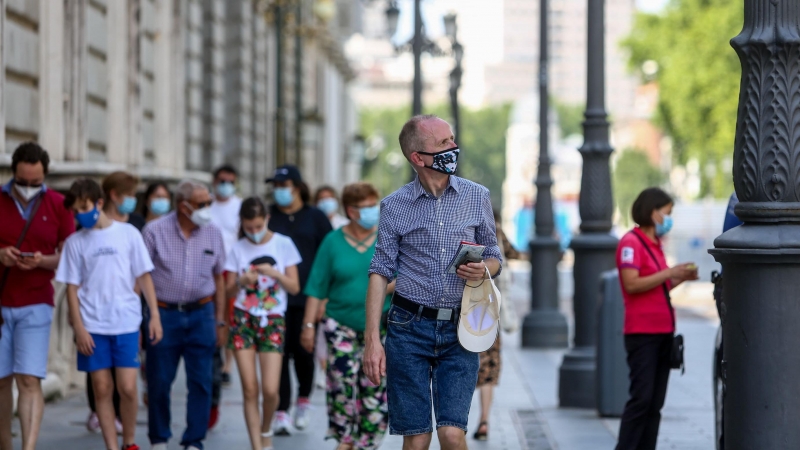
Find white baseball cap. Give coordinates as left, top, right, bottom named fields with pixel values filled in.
left=458, top=269, right=501, bottom=353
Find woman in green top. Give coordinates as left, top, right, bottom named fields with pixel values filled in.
left=301, top=182, right=392, bottom=450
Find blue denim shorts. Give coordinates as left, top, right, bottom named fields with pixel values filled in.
left=78, top=331, right=140, bottom=373
left=0, top=304, right=54, bottom=379
left=384, top=304, right=479, bottom=435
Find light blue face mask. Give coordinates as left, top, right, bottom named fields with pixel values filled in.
left=118, top=196, right=137, bottom=215
left=357, top=205, right=380, bottom=229
left=150, top=198, right=170, bottom=216
left=655, top=214, right=673, bottom=237
left=317, top=198, right=338, bottom=216
left=274, top=187, right=294, bottom=207
left=245, top=227, right=268, bottom=244
left=216, top=182, right=236, bottom=199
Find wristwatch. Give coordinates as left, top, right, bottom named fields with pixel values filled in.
left=217, top=321, right=226, bottom=328
left=304, top=322, right=315, bottom=329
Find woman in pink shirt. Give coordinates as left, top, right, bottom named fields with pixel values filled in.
left=615, top=187, right=698, bottom=450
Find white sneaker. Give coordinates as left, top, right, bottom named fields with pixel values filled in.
left=115, top=417, right=123, bottom=435
left=274, top=411, right=292, bottom=436
left=86, top=412, right=101, bottom=433
left=294, top=401, right=312, bottom=430
left=151, top=444, right=167, bottom=450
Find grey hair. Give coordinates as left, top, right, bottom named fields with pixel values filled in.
left=174, top=180, right=208, bottom=204
left=398, top=114, right=441, bottom=159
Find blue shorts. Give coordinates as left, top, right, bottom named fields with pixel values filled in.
left=0, top=304, right=54, bottom=379
left=78, top=331, right=140, bottom=373
left=384, top=304, right=479, bottom=435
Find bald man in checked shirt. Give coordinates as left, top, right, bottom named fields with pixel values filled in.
left=364, top=115, right=502, bottom=450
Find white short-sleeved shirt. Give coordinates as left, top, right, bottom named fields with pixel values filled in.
left=56, top=221, right=154, bottom=335
left=210, top=196, right=242, bottom=256
left=224, top=233, right=302, bottom=319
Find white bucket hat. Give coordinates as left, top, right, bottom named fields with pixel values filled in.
left=458, top=267, right=502, bottom=353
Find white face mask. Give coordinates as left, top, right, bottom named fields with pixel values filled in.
left=15, top=184, right=42, bottom=202
left=186, top=203, right=213, bottom=227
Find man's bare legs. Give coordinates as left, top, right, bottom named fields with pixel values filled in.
left=115, top=368, right=139, bottom=448
left=15, top=374, right=45, bottom=450
left=402, top=427, right=468, bottom=450
left=0, top=376, right=13, bottom=450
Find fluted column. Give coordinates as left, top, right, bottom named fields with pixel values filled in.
left=521, top=0, right=569, bottom=348
left=558, top=0, right=618, bottom=408
left=710, top=1, right=800, bottom=447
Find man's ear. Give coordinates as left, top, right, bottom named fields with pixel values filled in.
left=409, top=151, right=425, bottom=168
left=96, top=198, right=105, bottom=211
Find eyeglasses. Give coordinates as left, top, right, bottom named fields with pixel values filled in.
left=194, top=201, right=211, bottom=209
left=15, top=180, right=43, bottom=188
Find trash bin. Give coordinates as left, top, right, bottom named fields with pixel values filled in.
left=596, top=270, right=629, bottom=417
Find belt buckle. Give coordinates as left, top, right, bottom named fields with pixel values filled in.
left=437, top=308, right=453, bottom=321
left=177, top=303, right=187, bottom=312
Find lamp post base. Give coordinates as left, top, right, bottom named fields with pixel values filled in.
left=521, top=310, right=568, bottom=348
left=558, top=346, right=596, bottom=408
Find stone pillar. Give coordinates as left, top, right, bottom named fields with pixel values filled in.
left=40, top=0, right=64, bottom=161
left=106, top=0, right=130, bottom=165
left=522, top=0, right=569, bottom=349
left=710, top=1, right=800, bottom=447
left=558, top=0, right=618, bottom=408
left=63, top=0, right=87, bottom=162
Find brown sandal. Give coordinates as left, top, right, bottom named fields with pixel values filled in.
left=473, top=421, right=488, bottom=441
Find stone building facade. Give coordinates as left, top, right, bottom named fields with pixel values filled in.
left=0, top=0, right=361, bottom=396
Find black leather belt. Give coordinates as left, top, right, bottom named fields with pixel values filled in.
left=157, top=296, right=213, bottom=312
left=392, top=293, right=459, bottom=323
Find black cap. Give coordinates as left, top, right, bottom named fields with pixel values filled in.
left=265, top=165, right=303, bottom=184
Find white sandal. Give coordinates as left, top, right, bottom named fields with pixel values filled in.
left=261, top=430, right=274, bottom=450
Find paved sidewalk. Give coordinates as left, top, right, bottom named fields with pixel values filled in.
left=23, top=266, right=717, bottom=449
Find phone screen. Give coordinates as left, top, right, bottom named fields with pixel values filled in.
left=20, top=252, right=35, bottom=258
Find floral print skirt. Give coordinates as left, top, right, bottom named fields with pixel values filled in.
left=476, top=333, right=502, bottom=387
left=228, top=308, right=285, bottom=353
left=323, top=317, right=389, bottom=449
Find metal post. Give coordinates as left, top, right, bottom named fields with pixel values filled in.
left=449, top=77, right=460, bottom=146
left=275, top=3, right=286, bottom=166
left=412, top=0, right=422, bottom=116
left=294, top=0, right=303, bottom=168
left=557, top=0, right=618, bottom=408
left=521, top=0, right=569, bottom=349
left=710, top=2, right=800, bottom=447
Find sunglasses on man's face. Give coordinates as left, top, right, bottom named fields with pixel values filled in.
left=193, top=201, right=212, bottom=209
left=15, top=180, right=43, bottom=187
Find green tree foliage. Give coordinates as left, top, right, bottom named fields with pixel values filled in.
left=552, top=99, right=585, bottom=139
left=614, top=149, right=667, bottom=226
left=359, top=104, right=511, bottom=209
left=622, top=0, right=742, bottom=198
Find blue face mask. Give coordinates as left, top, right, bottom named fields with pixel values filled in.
left=655, top=214, right=673, bottom=237
left=150, top=198, right=170, bottom=216
left=317, top=198, right=338, bottom=216
left=245, top=227, right=268, bottom=244
left=76, top=205, right=100, bottom=229
left=274, top=187, right=294, bottom=207
left=216, top=182, right=236, bottom=199
left=357, top=205, right=380, bottom=229
left=118, top=196, right=137, bottom=215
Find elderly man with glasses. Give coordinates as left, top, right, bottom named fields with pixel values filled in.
left=142, top=180, right=227, bottom=450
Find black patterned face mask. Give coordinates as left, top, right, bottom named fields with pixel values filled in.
left=418, top=147, right=460, bottom=175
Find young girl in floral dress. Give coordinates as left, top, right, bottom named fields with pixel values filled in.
left=225, top=197, right=301, bottom=450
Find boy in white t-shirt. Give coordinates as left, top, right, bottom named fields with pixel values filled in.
left=56, top=179, right=163, bottom=450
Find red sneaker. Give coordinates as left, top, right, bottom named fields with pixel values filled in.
left=208, top=405, right=220, bottom=430
left=122, top=444, right=140, bottom=450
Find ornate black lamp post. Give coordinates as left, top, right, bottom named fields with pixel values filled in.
left=522, top=0, right=569, bottom=349
left=444, top=13, right=463, bottom=144
left=710, top=1, right=800, bottom=447
left=558, top=0, right=618, bottom=408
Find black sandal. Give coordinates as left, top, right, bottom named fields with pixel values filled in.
left=473, top=421, right=488, bottom=441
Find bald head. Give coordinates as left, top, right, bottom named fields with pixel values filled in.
left=398, top=115, right=455, bottom=161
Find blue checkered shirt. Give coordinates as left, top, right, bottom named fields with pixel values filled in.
left=369, top=176, right=502, bottom=309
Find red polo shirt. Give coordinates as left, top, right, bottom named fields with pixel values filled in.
left=0, top=186, right=75, bottom=307
left=616, top=227, right=674, bottom=335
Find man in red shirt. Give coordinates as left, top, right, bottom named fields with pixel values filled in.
left=0, top=143, right=75, bottom=450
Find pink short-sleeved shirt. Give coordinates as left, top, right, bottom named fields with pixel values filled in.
left=616, top=227, right=674, bottom=335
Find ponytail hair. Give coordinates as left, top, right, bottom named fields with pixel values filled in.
left=238, top=196, right=270, bottom=239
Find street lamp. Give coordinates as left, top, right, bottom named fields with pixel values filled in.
left=521, top=0, right=569, bottom=349
left=709, top=1, right=800, bottom=447
left=558, top=0, right=618, bottom=408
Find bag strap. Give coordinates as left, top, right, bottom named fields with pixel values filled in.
left=630, top=230, right=675, bottom=329
left=0, top=195, right=44, bottom=299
